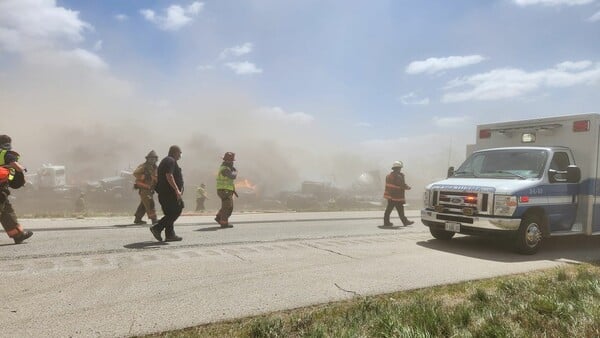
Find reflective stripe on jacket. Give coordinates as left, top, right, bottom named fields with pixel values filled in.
left=383, top=171, right=408, bottom=202
left=216, top=165, right=235, bottom=191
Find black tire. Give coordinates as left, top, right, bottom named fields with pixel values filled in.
left=515, top=214, right=543, bottom=255
left=430, top=227, right=455, bottom=240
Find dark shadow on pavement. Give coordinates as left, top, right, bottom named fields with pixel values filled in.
left=417, top=235, right=600, bottom=263
left=124, top=241, right=169, bottom=249
left=195, top=226, right=234, bottom=232
left=113, top=224, right=147, bottom=228
left=377, top=225, right=404, bottom=230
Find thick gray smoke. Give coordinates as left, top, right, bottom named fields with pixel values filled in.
left=1, top=58, right=471, bottom=206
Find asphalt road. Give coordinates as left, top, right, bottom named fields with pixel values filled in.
left=2, top=210, right=600, bottom=337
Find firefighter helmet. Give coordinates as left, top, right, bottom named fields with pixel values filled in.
left=146, top=150, right=158, bottom=159
left=223, top=152, right=235, bottom=162
left=0, top=134, right=11, bottom=150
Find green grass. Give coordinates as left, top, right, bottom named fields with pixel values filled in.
left=141, top=263, right=600, bottom=338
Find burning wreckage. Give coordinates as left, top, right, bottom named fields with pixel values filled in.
left=281, top=171, right=384, bottom=211
left=11, top=165, right=385, bottom=215
left=222, top=170, right=384, bottom=212
left=13, top=164, right=137, bottom=215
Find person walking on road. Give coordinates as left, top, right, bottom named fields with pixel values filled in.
left=133, top=150, right=159, bottom=225
left=0, top=135, right=33, bottom=244
left=383, top=160, right=414, bottom=227
left=215, top=152, right=237, bottom=227
left=150, top=146, right=184, bottom=242
left=74, top=191, right=86, bottom=218
left=195, top=183, right=208, bottom=212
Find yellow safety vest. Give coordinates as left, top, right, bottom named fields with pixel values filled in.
left=0, top=149, right=16, bottom=181
left=216, top=165, right=235, bottom=191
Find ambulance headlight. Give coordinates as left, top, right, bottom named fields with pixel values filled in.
left=494, top=195, right=518, bottom=216
left=423, top=189, right=431, bottom=208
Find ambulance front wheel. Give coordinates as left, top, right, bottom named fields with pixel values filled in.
left=430, top=227, right=455, bottom=240
left=515, top=215, right=543, bottom=255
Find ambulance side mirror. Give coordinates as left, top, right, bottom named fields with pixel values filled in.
left=548, top=165, right=580, bottom=183
left=566, top=165, right=581, bottom=183
left=447, top=166, right=454, bottom=178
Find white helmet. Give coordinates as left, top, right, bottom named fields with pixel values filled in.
left=392, top=161, right=403, bottom=169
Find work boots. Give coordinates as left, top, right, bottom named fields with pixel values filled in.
left=13, top=231, right=33, bottom=244
left=218, top=217, right=232, bottom=228
left=165, top=234, right=183, bottom=242
left=134, top=219, right=147, bottom=225
left=165, top=226, right=182, bottom=242
left=149, top=225, right=163, bottom=242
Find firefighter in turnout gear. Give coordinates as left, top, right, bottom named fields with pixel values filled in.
left=196, top=183, right=208, bottom=212
left=215, top=152, right=237, bottom=227
left=0, top=135, right=33, bottom=244
left=133, top=150, right=159, bottom=225
left=383, top=161, right=414, bottom=227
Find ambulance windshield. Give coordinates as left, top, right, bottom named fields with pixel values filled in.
left=454, top=149, right=548, bottom=179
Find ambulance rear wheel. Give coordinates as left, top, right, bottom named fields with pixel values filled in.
left=430, top=227, right=455, bottom=240
left=515, top=215, right=543, bottom=255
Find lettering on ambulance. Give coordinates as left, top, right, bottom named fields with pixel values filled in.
left=432, top=184, right=495, bottom=193
left=515, top=184, right=578, bottom=232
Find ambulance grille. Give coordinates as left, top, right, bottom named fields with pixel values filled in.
left=431, top=190, right=491, bottom=215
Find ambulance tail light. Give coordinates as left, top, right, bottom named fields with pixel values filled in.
left=573, top=120, right=590, bottom=132
left=479, top=129, right=491, bottom=139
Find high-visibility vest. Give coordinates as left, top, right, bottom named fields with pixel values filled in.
left=0, top=149, right=16, bottom=182
left=196, top=187, right=207, bottom=198
left=216, top=165, right=235, bottom=191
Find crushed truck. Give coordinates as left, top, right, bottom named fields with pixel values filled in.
left=421, top=113, right=600, bottom=254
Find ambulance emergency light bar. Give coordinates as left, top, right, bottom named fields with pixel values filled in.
left=479, top=120, right=590, bottom=141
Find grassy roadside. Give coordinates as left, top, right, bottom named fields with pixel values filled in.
left=143, top=263, right=600, bottom=338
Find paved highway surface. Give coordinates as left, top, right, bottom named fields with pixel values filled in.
left=2, top=210, right=600, bottom=337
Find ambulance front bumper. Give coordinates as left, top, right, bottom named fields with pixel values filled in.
left=420, top=209, right=521, bottom=231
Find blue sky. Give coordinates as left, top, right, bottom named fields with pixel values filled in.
left=1, top=0, right=599, bottom=191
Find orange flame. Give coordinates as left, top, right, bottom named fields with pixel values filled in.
left=235, top=178, right=257, bottom=190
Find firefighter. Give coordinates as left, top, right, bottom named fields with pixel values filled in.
left=0, top=135, right=33, bottom=244
left=215, top=152, right=237, bottom=227
left=195, top=183, right=208, bottom=212
left=133, top=150, right=159, bottom=225
left=75, top=191, right=86, bottom=218
left=383, top=160, right=414, bottom=227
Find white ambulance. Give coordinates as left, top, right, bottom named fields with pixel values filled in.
left=421, top=113, right=600, bottom=254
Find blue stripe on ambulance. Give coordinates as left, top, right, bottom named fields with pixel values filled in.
left=514, top=184, right=578, bottom=232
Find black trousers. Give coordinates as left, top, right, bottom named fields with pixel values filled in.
left=156, top=192, right=183, bottom=236
left=383, top=199, right=409, bottom=225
